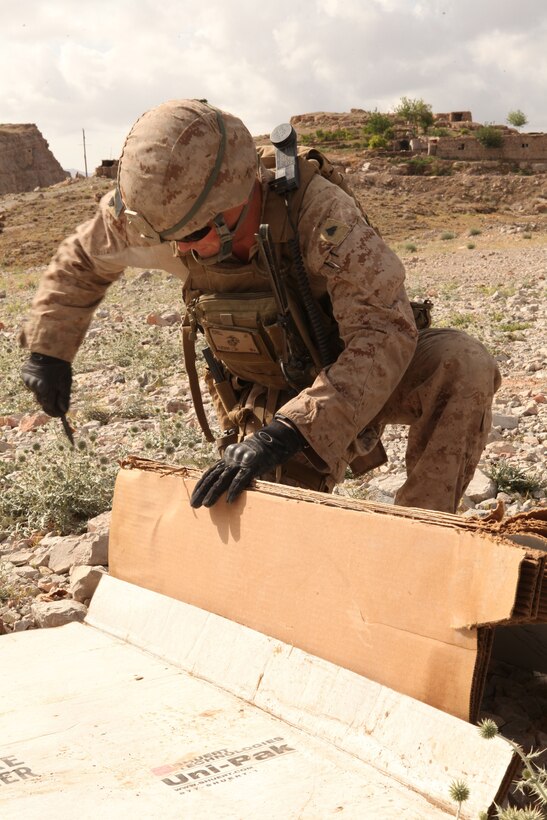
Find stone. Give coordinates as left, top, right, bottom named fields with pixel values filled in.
left=13, top=618, right=33, bottom=632
left=368, top=473, right=406, bottom=497
left=0, top=609, right=20, bottom=625
left=491, top=412, right=518, bottom=430
left=87, top=510, right=111, bottom=536
left=69, top=565, right=107, bottom=603
left=31, top=600, right=87, bottom=628
left=487, top=442, right=518, bottom=456
left=8, top=549, right=35, bottom=566
left=476, top=498, right=499, bottom=510
left=18, top=411, right=51, bottom=432
left=522, top=403, right=539, bottom=416
left=166, top=398, right=188, bottom=414
left=463, top=468, right=497, bottom=504
left=160, top=310, right=182, bottom=326
left=46, top=531, right=109, bottom=574
left=146, top=312, right=169, bottom=326
left=29, top=545, right=51, bottom=568
left=0, top=414, right=23, bottom=428
left=14, top=566, right=40, bottom=581
left=366, top=489, right=395, bottom=505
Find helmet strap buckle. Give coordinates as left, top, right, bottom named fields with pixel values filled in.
left=212, top=214, right=234, bottom=261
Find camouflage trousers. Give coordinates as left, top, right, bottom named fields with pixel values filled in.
left=364, top=328, right=501, bottom=513
left=276, top=328, right=501, bottom=513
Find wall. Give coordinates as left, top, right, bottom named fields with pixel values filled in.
left=434, top=133, right=547, bottom=162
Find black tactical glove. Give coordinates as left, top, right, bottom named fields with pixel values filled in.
left=21, top=352, right=72, bottom=417
left=190, top=418, right=304, bottom=508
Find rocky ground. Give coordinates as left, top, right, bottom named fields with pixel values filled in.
left=1, top=154, right=547, bottom=805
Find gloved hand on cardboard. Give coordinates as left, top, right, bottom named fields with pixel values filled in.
left=21, top=352, right=72, bottom=417
left=190, top=418, right=304, bottom=508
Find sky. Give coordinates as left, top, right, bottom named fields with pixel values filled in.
left=2, top=0, right=546, bottom=171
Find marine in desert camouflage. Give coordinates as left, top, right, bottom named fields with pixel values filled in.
left=21, top=99, right=500, bottom=513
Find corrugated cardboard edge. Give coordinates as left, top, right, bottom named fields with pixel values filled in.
left=117, top=457, right=547, bottom=626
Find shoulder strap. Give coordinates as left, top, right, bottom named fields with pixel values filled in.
left=181, top=319, right=215, bottom=443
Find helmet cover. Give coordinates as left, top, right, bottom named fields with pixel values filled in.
left=118, top=99, right=257, bottom=240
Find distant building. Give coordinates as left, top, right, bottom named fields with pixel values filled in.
left=432, top=133, right=547, bottom=162
left=95, top=159, right=119, bottom=179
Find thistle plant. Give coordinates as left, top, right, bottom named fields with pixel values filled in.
left=478, top=719, right=547, bottom=818
left=449, top=779, right=470, bottom=818
left=495, top=808, right=545, bottom=819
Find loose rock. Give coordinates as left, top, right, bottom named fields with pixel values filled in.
left=31, top=600, right=87, bottom=628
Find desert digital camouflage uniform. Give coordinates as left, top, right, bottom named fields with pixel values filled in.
left=21, top=125, right=500, bottom=513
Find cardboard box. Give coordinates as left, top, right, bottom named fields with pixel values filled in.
left=109, top=458, right=547, bottom=722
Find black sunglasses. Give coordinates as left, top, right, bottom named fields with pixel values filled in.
left=179, top=224, right=212, bottom=243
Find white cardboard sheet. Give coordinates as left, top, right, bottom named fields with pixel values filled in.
left=0, top=576, right=514, bottom=819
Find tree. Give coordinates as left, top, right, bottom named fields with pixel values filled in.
left=507, top=109, right=528, bottom=129
left=364, top=109, right=393, bottom=136
left=476, top=124, right=503, bottom=148
left=394, top=96, right=434, bottom=134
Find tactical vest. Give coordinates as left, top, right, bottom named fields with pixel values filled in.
left=180, top=150, right=431, bottom=448
left=181, top=151, right=347, bottom=444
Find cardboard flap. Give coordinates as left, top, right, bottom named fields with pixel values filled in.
left=109, top=460, right=546, bottom=719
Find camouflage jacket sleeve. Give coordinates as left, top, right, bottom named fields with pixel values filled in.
left=278, top=175, right=418, bottom=478
left=21, top=190, right=189, bottom=361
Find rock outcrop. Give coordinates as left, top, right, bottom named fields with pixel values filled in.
left=0, top=124, right=66, bottom=194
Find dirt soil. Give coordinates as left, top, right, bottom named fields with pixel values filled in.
left=0, top=145, right=546, bottom=271
left=0, top=177, right=113, bottom=271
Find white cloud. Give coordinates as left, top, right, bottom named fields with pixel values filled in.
left=1, top=0, right=546, bottom=169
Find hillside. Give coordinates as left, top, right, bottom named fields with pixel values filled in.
left=0, top=123, right=67, bottom=195
left=0, top=145, right=546, bottom=272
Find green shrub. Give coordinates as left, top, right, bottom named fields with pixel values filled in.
left=469, top=228, right=482, bottom=236
left=364, top=110, right=393, bottom=136
left=406, top=156, right=431, bottom=175
left=467, top=243, right=476, bottom=250
left=441, top=231, right=455, bottom=240
left=83, top=405, right=114, bottom=424
left=449, top=312, right=474, bottom=327
left=367, top=134, right=390, bottom=150
left=0, top=436, right=117, bottom=535
left=404, top=242, right=417, bottom=253
left=476, top=125, right=503, bottom=148
left=486, top=460, right=544, bottom=495
left=498, top=320, right=532, bottom=332
left=314, top=127, right=357, bottom=143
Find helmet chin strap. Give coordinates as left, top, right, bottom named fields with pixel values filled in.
left=211, top=214, right=234, bottom=262
left=193, top=194, right=254, bottom=264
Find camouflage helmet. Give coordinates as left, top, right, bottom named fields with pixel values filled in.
left=117, top=99, right=257, bottom=242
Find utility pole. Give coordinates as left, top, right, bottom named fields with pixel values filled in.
left=82, top=128, right=88, bottom=178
